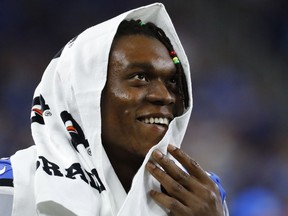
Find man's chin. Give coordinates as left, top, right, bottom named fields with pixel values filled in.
left=140, top=140, right=164, bottom=156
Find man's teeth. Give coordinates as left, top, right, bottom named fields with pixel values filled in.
left=142, top=117, right=169, bottom=126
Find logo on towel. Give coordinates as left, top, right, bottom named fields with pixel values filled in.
left=31, top=95, right=51, bottom=125
left=60, top=111, right=90, bottom=153
left=87, top=147, right=92, bottom=156
left=44, top=111, right=52, bottom=116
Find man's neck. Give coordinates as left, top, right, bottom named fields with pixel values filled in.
left=103, top=145, right=145, bottom=193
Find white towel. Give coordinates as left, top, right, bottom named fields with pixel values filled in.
left=10, top=3, right=193, bottom=215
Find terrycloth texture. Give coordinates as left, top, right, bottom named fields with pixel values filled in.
left=10, top=3, right=193, bottom=216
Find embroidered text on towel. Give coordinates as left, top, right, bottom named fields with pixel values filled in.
left=36, top=156, right=106, bottom=193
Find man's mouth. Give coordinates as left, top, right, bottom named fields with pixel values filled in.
left=140, top=117, right=170, bottom=126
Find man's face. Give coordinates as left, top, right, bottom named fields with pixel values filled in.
left=101, top=35, right=184, bottom=157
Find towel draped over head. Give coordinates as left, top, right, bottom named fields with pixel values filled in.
left=10, top=3, right=192, bottom=215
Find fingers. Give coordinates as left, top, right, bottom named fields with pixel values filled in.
left=146, top=145, right=225, bottom=215
left=167, top=144, right=211, bottom=184
left=148, top=149, right=199, bottom=193
left=146, top=160, right=196, bottom=215
left=149, top=189, right=192, bottom=216
left=146, top=161, right=192, bottom=205
left=165, top=145, right=220, bottom=196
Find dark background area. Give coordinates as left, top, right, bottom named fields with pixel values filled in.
left=1, top=1, right=287, bottom=215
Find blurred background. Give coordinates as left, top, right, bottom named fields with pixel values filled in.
left=1, top=0, right=287, bottom=214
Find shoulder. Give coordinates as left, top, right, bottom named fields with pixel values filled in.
left=207, top=172, right=229, bottom=216
left=208, top=172, right=226, bottom=203
left=0, top=158, right=13, bottom=189
left=0, top=158, right=14, bottom=215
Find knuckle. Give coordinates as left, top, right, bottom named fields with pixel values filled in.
left=154, top=167, right=165, bottom=177
left=209, top=191, right=217, bottom=203
left=199, top=202, right=210, bottom=213
left=180, top=169, right=189, bottom=178
left=171, top=181, right=184, bottom=193
left=204, top=189, right=218, bottom=207
left=176, top=170, right=189, bottom=181
left=168, top=199, right=179, bottom=210
left=211, top=183, right=219, bottom=194
left=189, top=158, right=200, bottom=168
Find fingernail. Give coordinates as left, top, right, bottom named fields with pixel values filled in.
left=146, top=161, right=156, bottom=169
left=168, top=144, right=176, bottom=151
left=150, top=190, right=157, bottom=196
left=153, top=149, right=163, bottom=159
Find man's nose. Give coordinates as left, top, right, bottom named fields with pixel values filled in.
left=145, top=80, right=175, bottom=105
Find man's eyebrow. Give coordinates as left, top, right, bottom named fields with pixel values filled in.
left=127, top=62, right=178, bottom=77
left=127, top=62, right=177, bottom=73
left=127, top=62, right=154, bottom=70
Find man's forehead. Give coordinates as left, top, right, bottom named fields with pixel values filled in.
left=111, top=34, right=166, bottom=53
left=127, top=59, right=176, bottom=72
left=110, top=36, right=174, bottom=64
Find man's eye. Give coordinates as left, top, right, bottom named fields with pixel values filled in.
left=169, top=75, right=178, bottom=84
left=170, top=77, right=177, bottom=84
left=134, top=73, right=147, bottom=81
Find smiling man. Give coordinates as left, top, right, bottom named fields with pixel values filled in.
left=101, top=26, right=185, bottom=194
left=102, top=35, right=179, bottom=155
left=0, top=3, right=228, bottom=216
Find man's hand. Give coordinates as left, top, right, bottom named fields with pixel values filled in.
left=146, top=144, right=224, bottom=216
